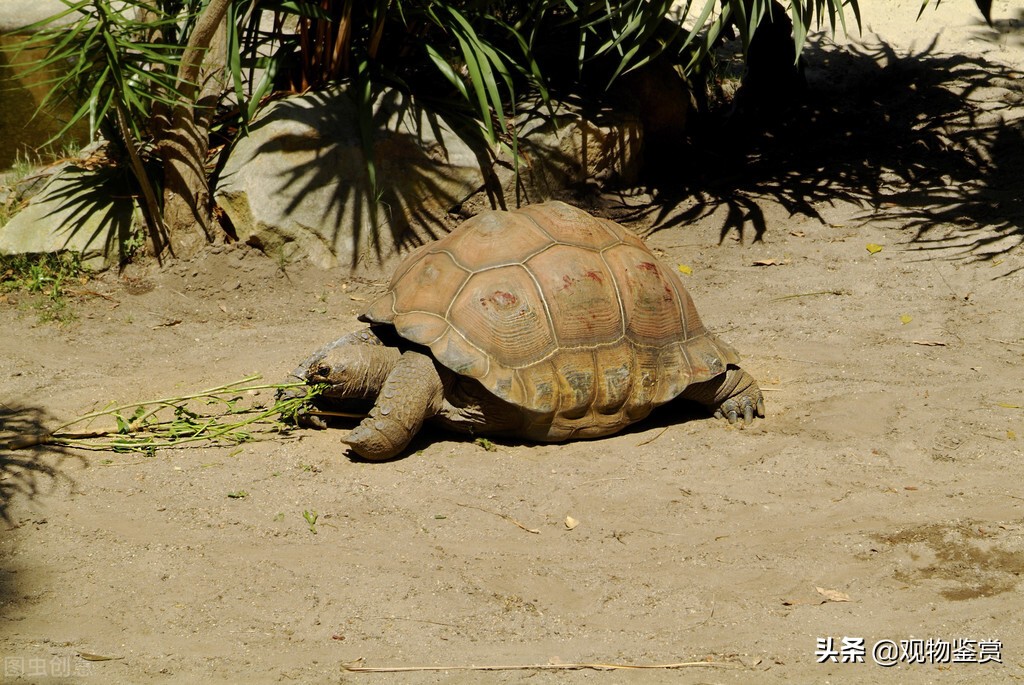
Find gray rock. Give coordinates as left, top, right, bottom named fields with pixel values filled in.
left=215, top=87, right=489, bottom=269
left=0, top=165, right=137, bottom=269
left=215, top=87, right=644, bottom=269
left=0, top=0, right=74, bottom=32
left=507, top=98, right=643, bottom=200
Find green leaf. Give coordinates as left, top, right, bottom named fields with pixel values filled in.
left=426, top=45, right=470, bottom=101
left=451, top=29, right=495, bottom=141
left=473, top=437, right=497, bottom=452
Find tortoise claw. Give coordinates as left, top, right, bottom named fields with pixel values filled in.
left=715, top=392, right=764, bottom=427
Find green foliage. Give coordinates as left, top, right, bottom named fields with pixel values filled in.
left=303, top=509, right=318, bottom=534
left=6, top=0, right=866, bottom=260
left=13, top=0, right=866, bottom=152
left=3, top=375, right=325, bottom=453
left=5, top=0, right=204, bottom=249
left=0, top=252, right=89, bottom=324
left=13, top=0, right=191, bottom=144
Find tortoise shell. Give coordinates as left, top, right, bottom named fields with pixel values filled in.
left=360, top=201, right=740, bottom=440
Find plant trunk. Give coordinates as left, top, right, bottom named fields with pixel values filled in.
left=156, top=0, right=232, bottom=260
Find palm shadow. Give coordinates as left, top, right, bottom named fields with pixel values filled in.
left=0, top=402, right=82, bottom=525
left=630, top=36, right=1024, bottom=274
left=34, top=164, right=138, bottom=260
left=969, top=8, right=1024, bottom=45
left=218, top=87, right=509, bottom=269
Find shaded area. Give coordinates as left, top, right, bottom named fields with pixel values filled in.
left=0, top=34, right=89, bottom=170
left=969, top=8, right=1024, bottom=46
left=38, top=165, right=138, bottom=254
left=264, top=90, right=460, bottom=259
left=631, top=37, right=1024, bottom=271
left=0, top=403, right=82, bottom=647
left=0, top=402, right=80, bottom=525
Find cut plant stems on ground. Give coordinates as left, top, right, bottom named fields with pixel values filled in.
left=2, top=376, right=325, bottom=453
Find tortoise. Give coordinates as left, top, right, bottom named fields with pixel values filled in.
left=284, top=201, right=763, bottom=460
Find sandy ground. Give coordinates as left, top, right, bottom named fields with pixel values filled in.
left=2, top=1, right=1024, bottom=683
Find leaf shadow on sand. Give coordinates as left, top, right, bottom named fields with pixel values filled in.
left=0, top=403, right=83, bottom=525
left=624, top=34, right=1024, bottom=276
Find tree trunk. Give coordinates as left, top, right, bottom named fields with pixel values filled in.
left=156, top=0, right=232, bottom=260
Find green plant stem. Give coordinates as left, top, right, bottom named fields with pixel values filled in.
left=48, top=374, right=265, bottom=433
left=13, top=382, right=315, bottom=452
left=114, top=98, right=168, bottom=261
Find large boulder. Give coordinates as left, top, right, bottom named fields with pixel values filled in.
left=0, top=0, right=70, bottom=32
left=507, top=97, right=643, bottom=200
left=0, top=165, right=137, bottom=269
left=215, top=88, right=489, bottom=270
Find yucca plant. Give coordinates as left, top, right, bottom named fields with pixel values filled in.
left=11, top=0, right=874, bottom=264
left=11, top=0, right=232, bottom=262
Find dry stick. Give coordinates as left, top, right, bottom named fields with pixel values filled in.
left=5, top=430, right=109, bottom=450
left=932, top=262, right=963, bottom=301
left=770, top=290, right=845, bottom=302
left=308, top=409, right=367, bottom=420
left=342, top=659, right=736, bottom=673
left=636, top=426, right=670, bottom=446
left=579, top=476, right=627, bottom=486
left=454, top=502, right=540, bottom=534
left=987, top=337, right=1024, bottom=348
left=353, top=615, right=463, bottom=629
left=66, top=288, right=119, bottom=303
left=769, top=355, right=824, bottom=365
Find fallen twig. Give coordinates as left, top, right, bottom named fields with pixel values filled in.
left=454, top=501, right=540, bottom=534
left=636, top=426, right=670, bottom=446
left=770, top=290, right=846, bottom=302
left=987, top=337, right=1024, bottom=348
left=342, top=659, right=736, bottom=673
left=308, top=409, right=367, bottom=420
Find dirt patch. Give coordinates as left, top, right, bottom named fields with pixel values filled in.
left=877, top=521, right=1024, bottom=601
left=2, top=1, right=1024, bottom=682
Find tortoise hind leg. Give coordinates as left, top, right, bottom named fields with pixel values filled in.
left=681, top=366, right=765, bottom=425
left=344, top=350, right=445, bottom=461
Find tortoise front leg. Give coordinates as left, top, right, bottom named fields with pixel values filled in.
left=344, top=350, right=445, bottom=461
left=681, top=366, right=765, bottom=425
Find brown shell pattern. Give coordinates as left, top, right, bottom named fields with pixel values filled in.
left=360, top=201, right=740, bottom=439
